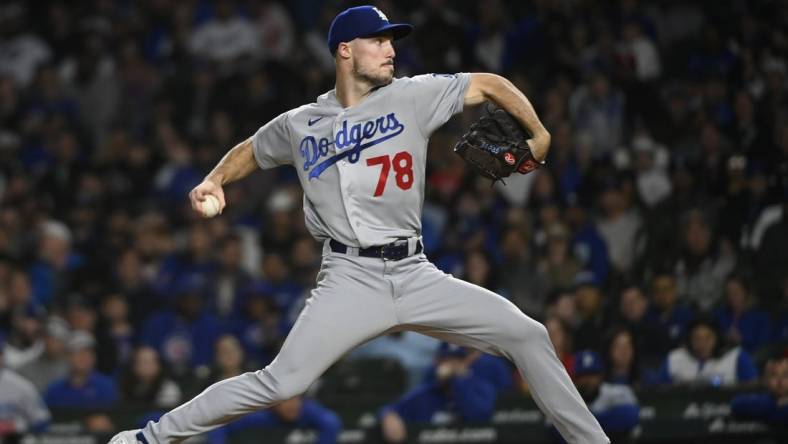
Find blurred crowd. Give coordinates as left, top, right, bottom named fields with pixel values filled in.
left=1, top=0, right=788, bottom=440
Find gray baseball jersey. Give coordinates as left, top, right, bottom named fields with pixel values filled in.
left=137, top=75, right=610, bottom=444
left=252, top=73, right=468, bottom=248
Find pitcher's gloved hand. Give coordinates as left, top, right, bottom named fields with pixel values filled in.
left=454, top=105, right=544, bottom=184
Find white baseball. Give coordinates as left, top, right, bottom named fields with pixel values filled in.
left=200, top=194, right=221, bottom=217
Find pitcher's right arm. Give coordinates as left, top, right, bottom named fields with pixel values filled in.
left=189, top=138, right=257, bottom=215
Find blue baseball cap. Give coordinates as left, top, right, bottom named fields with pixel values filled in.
left=327, top=6, right=413, bottom=55
left=574, top=350, right=604, bottom=376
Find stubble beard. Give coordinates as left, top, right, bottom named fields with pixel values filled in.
left=352, top=58, right=393, bottom=88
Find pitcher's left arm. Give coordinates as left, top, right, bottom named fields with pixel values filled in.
left=464, top=73, right=551, bottom=162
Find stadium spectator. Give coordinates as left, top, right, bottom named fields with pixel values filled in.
left=731, top=357, right=788, bottom=425
left=62, top=294, right=116, bottom=375
left=569, top=72, right=625, bottom=159
left=616, top=284, right=668, bottom=368
left=604, top=327, right=641, bottom=386
left=566, top=197, right=610, bottom=285
left=99, top=293, right=134, bottom=374
left=230, top=286, right=286, bottom=368
left=655, top=317, right=758, bottom=387
left=119, top=346, right=181, bottom=408
left=595, top=174, right=645, bottom=278
left=379, top=343, right=513, bottom=443
left=460, top=249, right=496, bottom=290
left=713, top=273, right=772, bottom=354
left=139, top=275, right=222, bottom=375
left=572, top=350, right=640, bottom=441
left=1, top=304, right=45, bottom=369
left=188, top=0, right=260, bottom=73
left=253, top=251, right=303, bottom=317
left=0, top=3, right=51, bottom=88
left=644, top=272, right=695, bottom=350
left=44, top=331, right=118, bottom=408
left=212, top=234, right=253, bottom=320
left=497, top=225, right=549, bottom=319
left=206, top=396, right=342, bottom=444
left=538, top=223, right=583, bottom=294
left=28, top=220, right=82, bottom=308
left=675, top=209, right=736, bottom=312
left=17, top=316, right=70, bottom=391
left=205, top=334, right=248, bottom=385
left=572, top=275, right=609, bottom=351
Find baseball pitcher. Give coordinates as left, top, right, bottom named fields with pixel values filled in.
left=111, top=6, right=609, bottom=444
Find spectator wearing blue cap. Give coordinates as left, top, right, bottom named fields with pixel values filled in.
left=572, top=350, right=639, bottom=441
left=379, top=343, right=513, bottom=443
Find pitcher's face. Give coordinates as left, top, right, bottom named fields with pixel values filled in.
left=350, top=34, right=396, bottom=86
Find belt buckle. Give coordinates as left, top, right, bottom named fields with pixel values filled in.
left=381, top=240, right=409, bottom=261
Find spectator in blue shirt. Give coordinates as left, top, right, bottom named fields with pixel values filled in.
left=644, top=272, right=694, bottom=350
left=572, top=350, right=640, bottom=441
left=44, top=331, right=118, bottom=408
left=714, top=273, right=772, bottom=354
left=140, top=275, right=222, bottom=375
left=379, top=343, right=513, bottom=443
left=207, top=396, right=341, bottom=444
left=655, top=317, right=758, bottom=387
left=566, top=198, right=610, bottom=285
left=731, top=356, right=788, bottom=426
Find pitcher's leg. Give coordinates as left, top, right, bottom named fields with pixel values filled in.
left=143, top=255, right=398, bottom=443
left=396, top=259, right=609, bottom=444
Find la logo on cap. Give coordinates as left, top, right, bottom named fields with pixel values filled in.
left=373, top=7, right=388, bottom=21
left=583, top=353, right=594, bottom=367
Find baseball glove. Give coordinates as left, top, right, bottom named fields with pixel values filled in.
left=454, top=106, right=543, bottom=183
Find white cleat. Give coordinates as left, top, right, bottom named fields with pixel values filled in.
left=108, top=430, right=144, bottom=444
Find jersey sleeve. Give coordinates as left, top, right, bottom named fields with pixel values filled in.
left=408, top=73, right=472, bottom=135
left=252, top=112, right=294, bottom=168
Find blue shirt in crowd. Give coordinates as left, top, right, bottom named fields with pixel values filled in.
left=140, top=310, right=222, bottom=369
left=44, top=371, right=118, bottom=409
left=713, top=306, right=772, bottom=353
left=731, top=393, right=788, bottom=424
left=381, top=354, right=513, bottom=423
left=207, top=399, right=341, bottom=444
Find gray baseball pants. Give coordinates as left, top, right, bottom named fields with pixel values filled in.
left=141, top=241, right=609, bottom=444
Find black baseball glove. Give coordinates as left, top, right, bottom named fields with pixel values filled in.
left=454, top=106, right=543, bottom=183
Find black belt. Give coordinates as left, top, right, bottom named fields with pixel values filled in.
left=329, top=238, right=423, bottom=261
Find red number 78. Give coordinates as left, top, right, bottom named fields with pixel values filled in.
left=365, top=151, right=414, bottom=197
